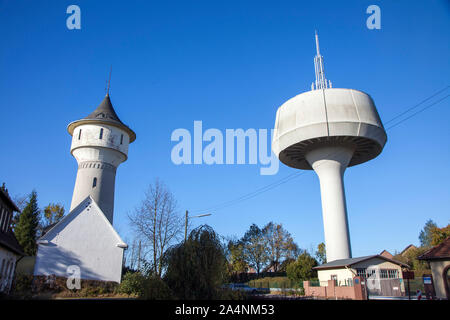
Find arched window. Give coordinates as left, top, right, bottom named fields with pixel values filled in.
left=99, top=128, right=104, bottom=139
left=93, top=177, right=97, bottom=188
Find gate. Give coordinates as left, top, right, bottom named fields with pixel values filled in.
left=364, top=267, right=405, bottom=297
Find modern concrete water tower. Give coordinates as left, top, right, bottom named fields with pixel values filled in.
left=272, top=32, right=387, bottom=262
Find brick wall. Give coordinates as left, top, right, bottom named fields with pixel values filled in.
left=304, top=277, right=365, bottom=300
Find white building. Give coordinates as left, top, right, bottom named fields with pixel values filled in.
left=0, top=184, right=24, bottom=293
left=34, top=197, right=127, bottom=283
left=34, top=93, right=135, bottom=283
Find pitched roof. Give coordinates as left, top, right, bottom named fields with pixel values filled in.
left=0, top=185, right=19, bottom=212
left=418, top=236, right=450, bottom=261
left=67, top=94, right=136, bottom=142
left=0, top=230, right=25, bottom=256
left=313, top=255, right=409, bottom=270
left=400, top=244, right=417, bottom=255
left=39, top=196, right=127, bottom=248
left=380, top=250, right=394, bottom=259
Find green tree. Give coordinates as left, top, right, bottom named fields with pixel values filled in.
left=14, top=191, right=40, bottom=255
left=394, top=247, right=429, bottom=271
left=286, top=251, right=318, bottom=284
left=242, top=224, right=269, bottom=275
left=164, top=225, right=228, bottom=299
left=315, top=242, right=327, bottom=264
left=419, top=219, right=438, bottom=248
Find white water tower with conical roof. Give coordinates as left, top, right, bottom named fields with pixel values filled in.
left=272, top=32, right=387, bottom=262
left=67, top=94, right=136, bottom=224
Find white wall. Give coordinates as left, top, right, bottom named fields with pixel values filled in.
left=34, top=197, right=125, bottom=283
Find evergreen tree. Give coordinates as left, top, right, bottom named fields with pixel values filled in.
left=286, top=251, right=318, bottom=284
left=14, top=190, right=40, bottom=256
left=419, top=219, right=438, bottom=248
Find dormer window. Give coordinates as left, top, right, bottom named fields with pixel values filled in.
left=99, top=128, right=104, bottom=139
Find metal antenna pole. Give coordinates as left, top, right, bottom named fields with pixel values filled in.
left=107, top=66, right=112, bottom=95
left=312, top=31, right=330, bottom=90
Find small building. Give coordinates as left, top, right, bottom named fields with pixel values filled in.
left=418, top=236, right=450, bottom=299
left=314, top=255, right=409, bottom=297
left=0, top=184, right=25, bottom=293
left=33, top=196, right=127, bottom=283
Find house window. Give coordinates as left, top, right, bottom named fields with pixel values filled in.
left=99, top=128, right=104, bottom=139
left=78, top=129, right=82, bottom=140
left=120, top=134, right=123, bottom=145
left=356, top=268, right=367, bottom=278
left=366, top=269, right=377, bottom=278
left=93, top=177, right=97, bottom=188
left=386, top=269, right=398, bottom=279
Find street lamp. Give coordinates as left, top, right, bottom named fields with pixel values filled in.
left=185, top=211, right=212, bottom=242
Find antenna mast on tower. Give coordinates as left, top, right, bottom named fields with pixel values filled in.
left=106, top=66, right=112, bottom=95
left=312, top=31, right=332, bottom=90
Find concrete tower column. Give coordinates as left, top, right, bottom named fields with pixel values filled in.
left=306, top=145, right=354, bottom=262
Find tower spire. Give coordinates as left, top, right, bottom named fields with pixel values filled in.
left=312, top=31, right=332, bottom=90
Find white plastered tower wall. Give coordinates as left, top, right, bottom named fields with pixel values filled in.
left=272, top=33, right=387, bottom=262
left=67, top=94, right=136, bottom=224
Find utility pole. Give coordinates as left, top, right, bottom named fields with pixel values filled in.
left=184, top=211, right=212, bottom=242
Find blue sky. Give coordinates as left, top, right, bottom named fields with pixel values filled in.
left=1, top=0, right=449, bottom=258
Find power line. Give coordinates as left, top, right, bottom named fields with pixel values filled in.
left=191, top=86, right=450, bottom=215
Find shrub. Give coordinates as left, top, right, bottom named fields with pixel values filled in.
left=141, top=276, right=173, bottom=300
left=118, top=272, right=173, bottom=299
left=118, top=272, right=147, bottom=297
left=11, top=273, right=34, bottom=298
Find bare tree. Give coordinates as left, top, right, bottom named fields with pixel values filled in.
left=128, top=179, right=183, bottom=276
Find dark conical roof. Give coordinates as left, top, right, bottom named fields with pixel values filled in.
left=67, top=94, right=136, bottom=142
left=85, top=94, right=125, bottom=125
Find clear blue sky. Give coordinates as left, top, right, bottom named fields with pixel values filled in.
left=1, top=0, right=449, bottom=257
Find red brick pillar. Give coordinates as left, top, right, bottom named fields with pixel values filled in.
left=352, top=276, right=366, bottom=300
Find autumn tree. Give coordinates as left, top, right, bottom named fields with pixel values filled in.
left=41, top=203, right=65, bottom=228
left=430, top=224, right=450, bottom=246
left=315, top=242, right=327, bottom=264
left=262, top=222, right=299, bottom=272
left=14, top=191, right=40, bottom=256
left=242, top=224, right=269, bottom=275
left=128, top=179, right=183, bottom=277
left=227, top=239, right=248, bottom=274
